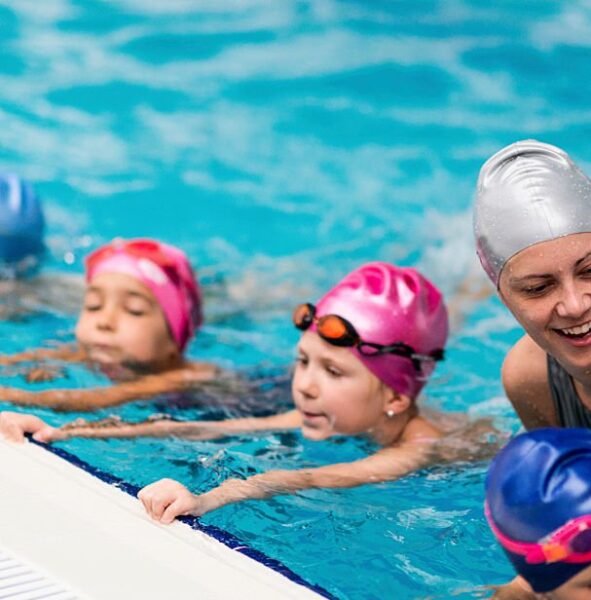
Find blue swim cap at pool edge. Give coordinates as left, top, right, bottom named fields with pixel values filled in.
left=0, top=174, right=44, bottom=273
left=486, top=428, right=591, bottom=593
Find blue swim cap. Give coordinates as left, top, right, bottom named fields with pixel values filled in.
left=486, top=428, right=591, bottom=593
left=0, top=174, right=44, bottom=274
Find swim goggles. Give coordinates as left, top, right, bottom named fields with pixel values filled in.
left=292, top=302, right=444, bottom=372
left=485, top=502, right=591, bottom=564
left=86, top=239, right=179, bottom=274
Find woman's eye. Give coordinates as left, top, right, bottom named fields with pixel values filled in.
left=522, top=283, right=550, bottom=296
left=126, top=307, right=147, bottom=316
left=295, top=355, right=308, bottom=366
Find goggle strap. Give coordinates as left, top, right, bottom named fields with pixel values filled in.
left=293, top=303, right=446, bottom=372
left=485, top=502, right=591, bottom=564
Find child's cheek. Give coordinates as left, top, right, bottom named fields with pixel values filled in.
left=74, top=317, right=88, bottom=343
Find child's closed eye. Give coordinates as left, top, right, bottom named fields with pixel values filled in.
left=325, top=364, right=343, bottom=378
left=124, top=298, right=152, bottom=317
left=295, top=354, right=308, bottom=366
left=84, top=302, right=102, bottom=311
left=83, top=293, right=102, bottom=311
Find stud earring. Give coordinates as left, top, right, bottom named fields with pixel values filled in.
left=386, top=410, right=395, bottom=418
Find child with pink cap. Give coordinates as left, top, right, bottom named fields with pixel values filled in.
left=0, top=238, right=216, bottom=411
left=1, top=262, right=494, bottom=517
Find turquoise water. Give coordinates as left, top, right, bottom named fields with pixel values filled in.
left=2, top=1, right=591, bottom=598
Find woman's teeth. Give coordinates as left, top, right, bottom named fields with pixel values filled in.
left=561, top=321, right=591, bottom=337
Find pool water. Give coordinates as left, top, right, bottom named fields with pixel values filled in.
left=2, top=1, right=591, bottom=598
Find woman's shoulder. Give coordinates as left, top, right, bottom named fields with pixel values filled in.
left=501, top=334, right=556, bottom=428
left=502, top=334, right=548, bottom=393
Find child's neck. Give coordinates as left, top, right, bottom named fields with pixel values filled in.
left=371, top=404, right=419, bottom=447
left=95, top=354, right=186, bottom=381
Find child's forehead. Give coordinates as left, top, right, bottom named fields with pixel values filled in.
left=297, top=330, right=360, bottom=363
left=87, top=271, right=155, bottom=301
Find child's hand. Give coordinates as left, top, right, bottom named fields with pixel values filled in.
left=138, top=478, right=204, bottom=524
left=0, top=411, right=57, bottom=443
left=25, top=366, right=64, bottom=384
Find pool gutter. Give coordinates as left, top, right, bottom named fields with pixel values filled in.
left=0, top=438, right=324, bottom=600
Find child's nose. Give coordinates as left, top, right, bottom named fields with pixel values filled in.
left=96, top=305, right=118, bottom=331
left=296, top=368, right=319, bottom=400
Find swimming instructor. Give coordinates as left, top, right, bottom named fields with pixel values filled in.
left=474, top=139, right=591, bottom=429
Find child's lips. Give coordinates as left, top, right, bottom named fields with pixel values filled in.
left=301, top=410, right=326, bottom=425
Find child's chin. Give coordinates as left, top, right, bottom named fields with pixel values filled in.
left=301, top=427, right=332, bottom=441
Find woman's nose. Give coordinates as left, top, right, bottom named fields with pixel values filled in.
left=555, top=282, right=591, bottom=319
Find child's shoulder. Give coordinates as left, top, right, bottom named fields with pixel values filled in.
left=401, top=407, right=505, bottom=462
left=179, top=361, right=219, bottom=381
left=400, top=413, right=446, bottom=443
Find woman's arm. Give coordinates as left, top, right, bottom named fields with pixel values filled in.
left=0, top=409, right=301, bottom=443
left=139, top=441, right=435, bottom=522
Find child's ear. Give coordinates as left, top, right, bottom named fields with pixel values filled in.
left=383, top=387, right=411, bottom=416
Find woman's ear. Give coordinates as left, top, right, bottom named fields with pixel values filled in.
left=383, top=387, right=411, bottom=417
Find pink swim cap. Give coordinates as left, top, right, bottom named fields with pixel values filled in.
left=315, top=262, right=448, bottom=399
left=85, top=238, right=202, bottom=352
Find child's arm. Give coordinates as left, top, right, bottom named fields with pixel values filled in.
left=0, top=410, right=301, bottom=443
left=0, top=364, right=217, bottom=412
left=489, top=577, right=536, bottom=599
left=0, top=345, right=84, bottom=366
left=139, top=441, right=435, bottom=523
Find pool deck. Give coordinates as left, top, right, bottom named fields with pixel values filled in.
left=0, top=438, right=323, bottom=600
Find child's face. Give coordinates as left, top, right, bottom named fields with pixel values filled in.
left=292, top=330, right=392, bottom=441
left=75, top=272, right=179, bottom=374
left=541, top=565, right=591, bottom=599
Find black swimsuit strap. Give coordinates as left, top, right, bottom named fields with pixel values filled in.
left=547, top=354, right=591, bottom=428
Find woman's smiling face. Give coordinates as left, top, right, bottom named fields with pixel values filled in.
left=291, top=330, right=392, bottom=441
left=499, top=232, right=591, bottom=373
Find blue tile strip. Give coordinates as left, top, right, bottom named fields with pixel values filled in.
left=29, top=437, right=335, bottom=599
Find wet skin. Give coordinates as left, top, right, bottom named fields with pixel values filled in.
left=76, top=272, right=180, bottom=377
left=292, top=330, right=401, bottom=442
left=543, top=564, right=591, bottom=599
left=500, top=233, right=591, bottom=402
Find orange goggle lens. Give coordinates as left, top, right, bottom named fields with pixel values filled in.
left=292, top=303, right=315, bottom=330
left=316, top=314, right=353, bottom=341
left=292, top=303, right=359, bottom=346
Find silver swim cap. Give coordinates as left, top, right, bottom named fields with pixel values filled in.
left=473, top=140, right=591, bottom=286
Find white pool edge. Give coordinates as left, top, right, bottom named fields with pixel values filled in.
left=0, top=438, right=325, bottom=600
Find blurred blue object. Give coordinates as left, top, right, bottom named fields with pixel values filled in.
left=0, top=174, right=44, bottom=276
